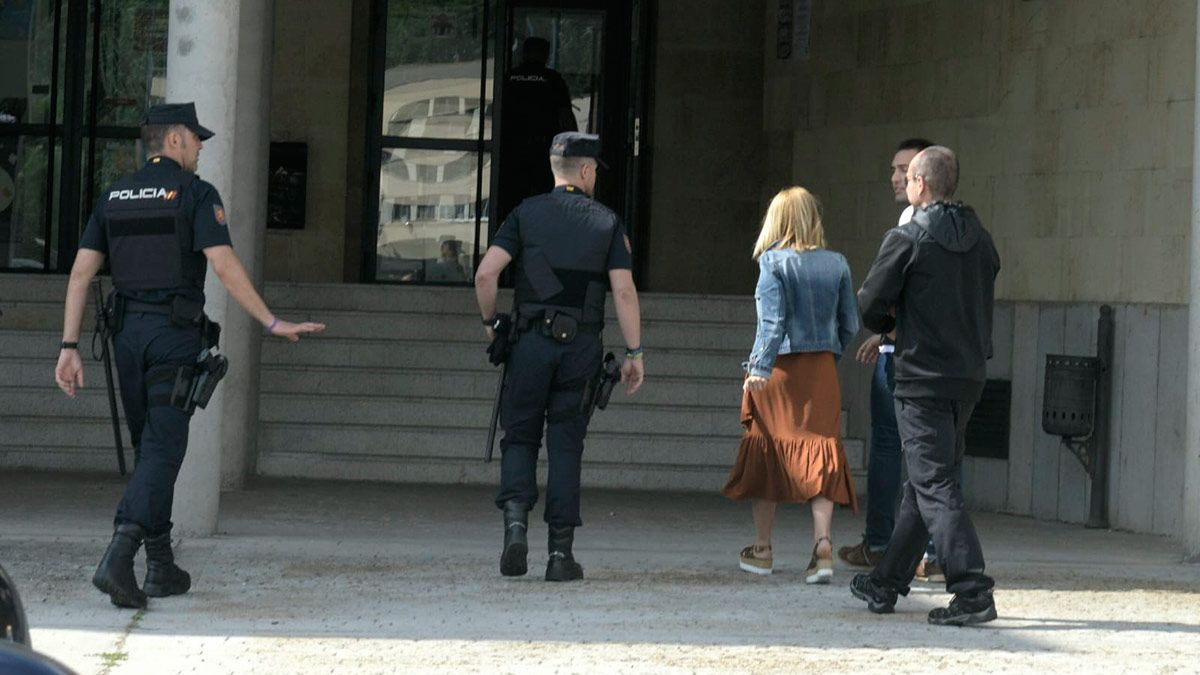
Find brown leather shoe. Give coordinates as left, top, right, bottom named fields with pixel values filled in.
left=837, top=540, right=884, bottom=567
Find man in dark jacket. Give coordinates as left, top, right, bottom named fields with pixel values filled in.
left=849, top=146, right=1001, bottom=626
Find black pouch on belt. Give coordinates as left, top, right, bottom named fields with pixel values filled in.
left=107, top=292, right=125, bottom=335
left=544, top=311, right=578, bottom=344
left=169, top=295, right=204, bottom=327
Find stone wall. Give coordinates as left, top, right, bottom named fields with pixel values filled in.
left=767, top=0, right=1196, bottom=305
left=264, top=0, right=354, bottom=283
left=642, top=0, right=769, bottom=294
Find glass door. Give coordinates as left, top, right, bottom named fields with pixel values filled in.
left=0, top=0, right=168, bottom=273
left=363, top=0, right=648, bottom=284
left=368, top=0, right=494, bottom=284
left=490, top=0, right=647, bottom=277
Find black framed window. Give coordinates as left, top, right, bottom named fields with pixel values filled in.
left=0, top=0, right=167, bottom=273
left=367, top=0, right=494, bottom=284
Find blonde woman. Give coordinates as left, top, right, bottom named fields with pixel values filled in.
left=723, top=186, right=860, bottom=583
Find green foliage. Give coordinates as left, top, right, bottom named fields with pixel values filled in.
left=385, top=0, right=484, bottom=68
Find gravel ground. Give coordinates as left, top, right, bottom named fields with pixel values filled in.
left=2, top=472, right=1197, bottom=674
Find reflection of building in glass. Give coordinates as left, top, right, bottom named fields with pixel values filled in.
left=376, top=60, right=493, bottom=283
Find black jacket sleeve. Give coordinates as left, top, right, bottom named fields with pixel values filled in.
left=857, top=227, right=914, bottom=335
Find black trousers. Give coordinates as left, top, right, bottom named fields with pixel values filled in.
left=870, top=396, right=995, bottom=597
left=494, top=330, right=602, bottom=528
left=112, top=311, right=202, bottom=537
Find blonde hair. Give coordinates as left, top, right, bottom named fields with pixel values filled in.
left=752, top=187, right=827, bottom=260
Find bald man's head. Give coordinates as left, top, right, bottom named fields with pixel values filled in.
left=908, top=146, right=958, bottom=202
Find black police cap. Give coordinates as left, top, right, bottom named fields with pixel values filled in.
left=141, top=102, right=215, bottom=141
left=550, top=132, right=607, bottom=168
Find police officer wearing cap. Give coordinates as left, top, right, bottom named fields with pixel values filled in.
left=475, top=131, right=645, bottom=582
left=54, top=102, right=326, bottom=609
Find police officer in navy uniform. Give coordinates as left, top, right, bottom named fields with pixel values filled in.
left=475, top=132, right=645, bottom=582
left=54, top=102, right=325, bottom=609
left=497, top=37, right=578, bottom=225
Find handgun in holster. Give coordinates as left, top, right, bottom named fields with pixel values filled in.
left=486, top=314, right=514, bottom=366
left=580, top=352, right=621, bottom=418
left=169, top=317, right=228, bottom=413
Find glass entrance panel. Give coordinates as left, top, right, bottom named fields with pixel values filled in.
left=493, top=7, right=604, bottom=227
left=376, top=147, right=486, bottom=283
left=92, top=0, right=169, bottom=127
left=0, top=0, right=58, bottom=125
left=381, top=1, right=493, bottom=140
left=374, top=0, right=493, bottom=283
left=508, top=9, right=603, bottom=134
left=1, top=136, right=53, bottom=269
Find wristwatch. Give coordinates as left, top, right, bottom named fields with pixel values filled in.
left=60, top=341, right=79, bottom=350
left=482, top=316, right=496, bottom=326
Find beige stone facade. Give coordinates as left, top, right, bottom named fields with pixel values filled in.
left=258, top=1, right=1196, bottom=304
left=766, top=0, right=1196, bottom=304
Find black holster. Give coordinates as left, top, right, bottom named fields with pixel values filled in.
left=168, top=316, right=226, bottom=413
left=487, top=314, right=514, bottom=366
left=169, top=347, right=229, bottom=413
left=105, top=291, right=125, bottom=336
left=580, top=352, right=621, bottom=417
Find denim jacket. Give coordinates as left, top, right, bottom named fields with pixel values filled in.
left=744, top=247, right=860, bottom=377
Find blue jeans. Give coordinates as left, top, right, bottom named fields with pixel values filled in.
left=864, top=353, right=902, bottom=549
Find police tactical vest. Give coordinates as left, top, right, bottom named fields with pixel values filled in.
left=103, top=167, right=205, bottom=295
left=512, top=191, right=616, bottom=325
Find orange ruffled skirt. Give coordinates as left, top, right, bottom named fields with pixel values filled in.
left=722, top=352, right=859, bottom=510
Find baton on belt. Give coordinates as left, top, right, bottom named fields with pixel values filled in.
left=484, top=363, right=505, bottom=463
left=91, top=279, right=127, bottom=476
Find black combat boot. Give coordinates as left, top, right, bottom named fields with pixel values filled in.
left=142, top=532, right=191, bottom=597
left=500, top=500, right=529, bottom=577
left=92, top=523, right=148, bottom=609
left=544, top=525, right=584, bottom=582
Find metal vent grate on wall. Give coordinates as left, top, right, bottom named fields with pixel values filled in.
left=966, top=379, right=1011, bottom=460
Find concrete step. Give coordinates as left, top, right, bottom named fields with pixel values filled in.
left=0, top=388, right=125, bottom=420
left=0, top=445, right=115, bottom=472
left=261, top=337, right=746, bottom=378
left=0, top=277, right=758, bottom=332
left=0, top=415, right=125, bottom=446
left=0, top=356, right=745, bottom=410
left=0, top=303, right=754, bottom=351
left=258, top=393, right=747, bottom=438
left=259, top=365, right=745, bottom=408
left=257, top=422, right=865, bottom=470
left=257, top=449, right=867, bottom=495
left=268, top=309, right=753, bottom=350
left=257, top=449, right=739, bottom=493
left=263, top=282, right=758, bottom=324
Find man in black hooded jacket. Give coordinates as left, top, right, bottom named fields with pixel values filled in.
left=849, top=145, right=1002, bottom=626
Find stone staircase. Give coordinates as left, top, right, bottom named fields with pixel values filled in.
left=0, top=275, right=865, bottom=493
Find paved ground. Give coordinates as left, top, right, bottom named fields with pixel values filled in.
left=1, top=472, right=1197, bottom=674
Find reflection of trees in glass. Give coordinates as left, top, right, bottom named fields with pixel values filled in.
left=96, top=0, right=168, bottom=126
left=386, top=0, right=482, bottom=68
left=0, top=0, right=58, bottom=123
left=8, top=137, right=50, bottom=265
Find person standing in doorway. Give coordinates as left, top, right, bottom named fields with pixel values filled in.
left=850, top=146, right=1001, bottom=625
left=475, top=132, right=643, bottom=582
left=496, top=37, right=579, bottom=225
left=839, top=138, right=948, bottom=581
left=723, top=187, right=860, bottom=584
left=54, top=103, right=325, bottom=609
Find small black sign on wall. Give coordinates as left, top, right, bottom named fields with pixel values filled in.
left=267, top=142, right=307, bottom=230
left=966, top=379, right=1012, bottom=460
